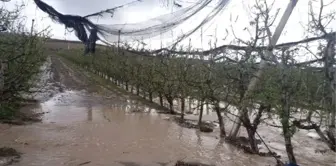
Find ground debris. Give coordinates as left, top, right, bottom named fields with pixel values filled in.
left=0, top=119, right=25, bottom=125
left=225, top=137, right=280, bottom=158
left=0, top=111, right=44, bottom=125
left=175, top=160, right=215, bottom=166
left=0, top=147, right=20, bottom=157
left=0, top=147, right=21, bottom=166
left=314, top=149, right=330, bottom=154
left=199, top=125, right=213, bottom=133
left=78, top=161, right=91, bottom=165
left=173, top=117, right=215, bottom=133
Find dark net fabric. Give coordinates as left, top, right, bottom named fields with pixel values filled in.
left=33, top=0, right=231, bottom=54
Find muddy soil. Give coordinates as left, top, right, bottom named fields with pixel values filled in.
left=0, top=55, right=335, bottom=166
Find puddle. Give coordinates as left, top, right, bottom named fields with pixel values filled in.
left=0, top=55, right=334, bottom=166
left=0, top=90, right=279, bottom=166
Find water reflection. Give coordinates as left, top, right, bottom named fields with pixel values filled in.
left=5, top=90, right=334, bottom=166
left=195, top=130, right=202, bottom=146
left=87, top=104, right=92, bottom=121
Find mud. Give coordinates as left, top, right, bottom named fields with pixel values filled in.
left=175, top=160, right=215, bottom=166
left=0, top=104, right=46, bottom=126
left=0, top=147, right=20, bottom=158
left=0, top=55, right=335, bottom=166
left=0, top=147, right=21, bottom=166
left=172, top=117, right=214, bottom=133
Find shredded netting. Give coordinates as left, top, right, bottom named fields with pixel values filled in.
left=94, top=0, right=231, bottom=46
left=33, top=0, right=231, bottom=53
left=95, top=0, right=212, bottom=41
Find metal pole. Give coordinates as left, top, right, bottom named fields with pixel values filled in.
left=30, top=19, right=35, bottom=35
left=117, top=30, right=121, bottom=54
left=229, top=0, right=299, bottom=137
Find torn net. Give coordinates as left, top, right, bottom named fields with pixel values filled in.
left=34, top=0, right=231, bottom=53
left=94, top=0, right=212, bottom=42
left=94, top=0, right=231, bottom=46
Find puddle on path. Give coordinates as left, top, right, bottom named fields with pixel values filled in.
left=0, top=90, right=279, bottom=166
left=0, top=90, right=334, bottom=166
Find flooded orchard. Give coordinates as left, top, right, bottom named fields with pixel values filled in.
left=2, top=0, right=336, bottom=165
left=0, top=56, right=334, bottom=166
left=0, top=90, right=268, bottom=166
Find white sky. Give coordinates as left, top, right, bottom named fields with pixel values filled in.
left=2, top=0, right=336, bottom=51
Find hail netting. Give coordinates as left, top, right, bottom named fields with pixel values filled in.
left=34, top=0, right=231, bottom=53
left=94, top=0, right=212, bottom=42
left=94, top=0, right=231, bottom=45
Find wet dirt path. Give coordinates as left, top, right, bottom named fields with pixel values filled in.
left=0, top=55, right=334, bottom=166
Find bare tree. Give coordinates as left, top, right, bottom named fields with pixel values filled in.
left=229, top=0, right=299, bottom=138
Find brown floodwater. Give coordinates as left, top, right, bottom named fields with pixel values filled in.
left=0, top=90, right=274, bottom=166
left=0, top=56, right=335, bottom=166
left=0, top=90, right=335, bottom=166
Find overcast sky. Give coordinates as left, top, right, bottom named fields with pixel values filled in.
left=2, top=0, right=336, bottom=51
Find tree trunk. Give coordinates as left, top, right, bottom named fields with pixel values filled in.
left=283, top=125, right=296, bottom=164
left=281, top=85, right=297, bottom=163
left=198, top=100, right=204, bottom=127
left=169, top=101, right=174, bottom=114
left=326, top=130, right=336, bottom=151
left=247, top=128, right=258, bottom=153
left=206, top=102, right=210, bottom=114
left=331, top=73, right=336, bottom=134
left=306, top=109, right=313, bottom=121
left=301, top=37, right=336, bottom=152
left=0, top=59, right=5, bottom=102
left=188, top=97, right=192, bottom=113
left=316, top=127, right=335, bottom=151
left=214, top=102, right=226, bottom=137
left=159, top=93, right=164, bottom=106
left=240, top=108, right=259, bottom=153
left=180, top=98, right=185, bottom=121
left=329, top=115, right=336, bottom=128
left=326, top=36, right=336, bottom=151
left=143, top=90, right=147, bottom=99
left=229, top=0, right=298, bottom=138
left=293, top=120, right=336, bottom=152
left=149, top=92, right=153, bottom=102
left=230, top=115, right=242, bottom=138
left=166, top=95, right=174, bottom=114
left=125, top=82, right=129, bottom=91
left=136, top=85, right=140, bottom=96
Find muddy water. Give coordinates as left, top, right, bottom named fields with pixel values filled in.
left=1, top=56, right=335, bottom=166
left=0, top=90, right=277, bottom=166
